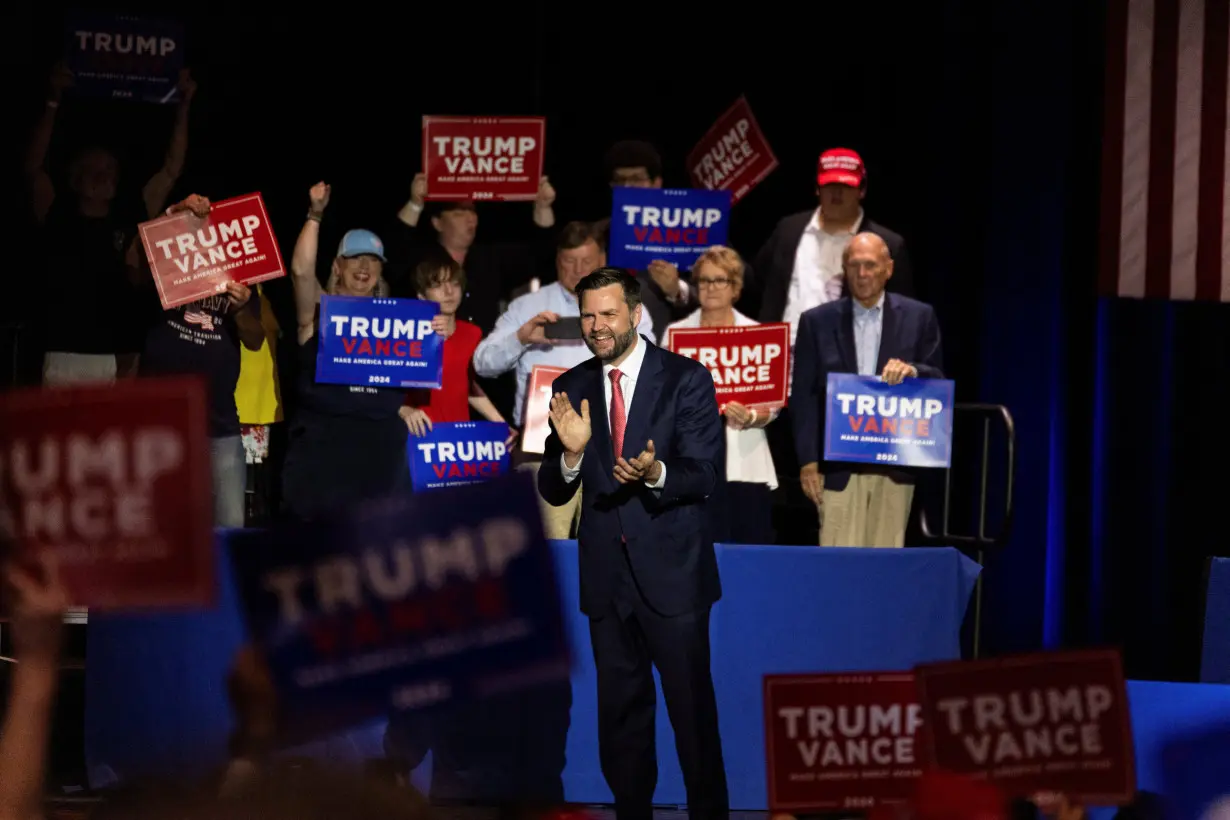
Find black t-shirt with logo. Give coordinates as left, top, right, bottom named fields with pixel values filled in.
left=137, top=291, right=241, bottom=438
left=41, top=194, right=146, bottom=354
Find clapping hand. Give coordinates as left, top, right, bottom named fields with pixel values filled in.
left=614, top=439, right=661, bottom=484
left=549, top=393, right=591, bottom=458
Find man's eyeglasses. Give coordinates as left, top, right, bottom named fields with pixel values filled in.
left=696, top=277, right=733, bottom=289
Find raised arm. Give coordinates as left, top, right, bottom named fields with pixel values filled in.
left=141, top=69, right=195, bottom=219
left=24, top=64, right=72, bottom=226
left=0, top=556, right=69, bottom=820
left=396, top=172, right=428, bottom=228
left=292, top=182, right=329, bottom=345
left=532, top=176, right=555, bottom=229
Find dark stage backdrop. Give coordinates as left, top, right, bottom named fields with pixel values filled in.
left=0, top=0, right=1221, bottom=681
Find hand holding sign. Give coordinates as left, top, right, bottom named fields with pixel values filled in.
left=431, top=315, right=454, bottom=339
left=400, top=406, right=432, bottom=437
left=224, top=281, right=252, bottom=312
left=168, top=193, right=210, bottom=218
left=725, top=401, right=753, bottom=430
left=615, top=439, right=660, bottom=484
left=549, top=393, right=590, bottom=459
left=537, top=176, right=556, bottom=207
left=881, top=358, right=918, bottom=386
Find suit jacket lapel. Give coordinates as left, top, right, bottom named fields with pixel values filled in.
left=622, top=338, right=663, bottom=461
left=836, top=299, right=858, bottom=373
left=875, top=293, right=899, bottom=374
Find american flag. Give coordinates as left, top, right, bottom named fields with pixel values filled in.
left=1101, top=0, right=1230, bottom=300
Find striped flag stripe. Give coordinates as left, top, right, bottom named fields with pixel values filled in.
left=1102, top=0, right=1230, bottom=301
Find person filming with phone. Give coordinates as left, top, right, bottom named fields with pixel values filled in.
left=474, top=220, right=654, bottom=538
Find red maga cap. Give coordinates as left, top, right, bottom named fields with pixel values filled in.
left=817, top=147, right=865, bottom=187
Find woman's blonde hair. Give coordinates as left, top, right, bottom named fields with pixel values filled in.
left=692, top=245, right=746, bottom=292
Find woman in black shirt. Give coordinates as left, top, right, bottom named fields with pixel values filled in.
left=281, top=182, right=413, bottom=521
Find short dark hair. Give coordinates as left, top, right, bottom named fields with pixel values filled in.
left=556, top=220, right=605, bottom=253
left=575, top=266, right=641, bottom=310
left=424, top=199, right=476, bottom=223
left=413, top=249, right=466, bottom=295
left=603, top=140, right=662, bottom=181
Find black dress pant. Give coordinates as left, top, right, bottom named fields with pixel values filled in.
left=588, top=562, right=728, bottom=820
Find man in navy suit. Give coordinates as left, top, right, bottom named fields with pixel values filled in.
left=538, top=267, right=728, bottom=820
left=791, top=233, right=944, bottom=547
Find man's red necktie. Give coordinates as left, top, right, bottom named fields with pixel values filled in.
left=608, top=368, right=626, bottom=461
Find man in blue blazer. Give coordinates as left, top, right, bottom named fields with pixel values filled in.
left=791, top=232, right=944, bottom=547
left=538, top=267, right=728, bottom=820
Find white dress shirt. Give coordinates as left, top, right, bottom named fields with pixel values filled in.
left=782, top=208, right=864, bottom=390
left=473, top=282, right=656, bottom=427
left=665, top=309, right=778, bottom=490
left=853, top=292, right=885, bottom=376
left=560, top=334, right=666, bottom=489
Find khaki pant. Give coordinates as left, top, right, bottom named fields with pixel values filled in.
left=42, top=352, right=117, bottom=386
left=517, top=459, right=582, bottom=540
left=820, top=472, right=914, bottom=548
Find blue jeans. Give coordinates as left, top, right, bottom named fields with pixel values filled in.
left=211, top=435, right=246, bottom=528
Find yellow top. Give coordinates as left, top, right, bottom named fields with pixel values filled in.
left=234, top=284, right=283, bottom=425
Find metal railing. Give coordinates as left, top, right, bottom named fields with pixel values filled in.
left=919, top=403, right=1016, bottom=658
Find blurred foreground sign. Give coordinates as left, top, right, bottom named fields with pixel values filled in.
left=0, top=376, right=214, bottom=610
left=227, top=472, right=570, bottom=743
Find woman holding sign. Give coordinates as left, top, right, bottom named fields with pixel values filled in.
left=665, top=245, right=778, bottom=544
left=281, top=182, right=411, bottom=520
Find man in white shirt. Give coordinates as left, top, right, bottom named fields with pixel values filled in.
left=473, top=221, right=654, bottom=537
left=747, top=148, right=915, bottom=347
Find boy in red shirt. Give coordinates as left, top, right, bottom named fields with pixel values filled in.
left=401, top=252, right=514, bottom=444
